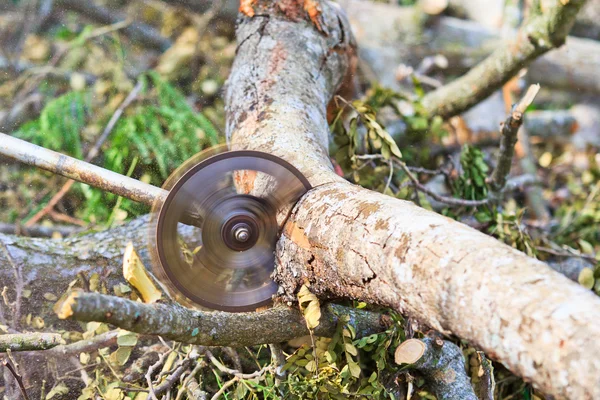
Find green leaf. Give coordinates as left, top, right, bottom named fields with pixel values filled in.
left=305, top=360, right=317, bottom=372
left=117, top=331, right=138, bottom=347
left=348, top=361, right=361, bottom=378
left=344, top=343, right=358, bottom=356
left=47, top=383, right=70, bottom=399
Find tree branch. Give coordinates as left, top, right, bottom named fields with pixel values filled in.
left=395, top=337, right=477, bottom=400
left=421, top=0, right=587, bottom=118
left=0, top=333, right=63, bottom=352
left=0, top=132, right=166, bottom=206
left=226, top=2, right=600, bottom=398
left=54, top=0, right=172, bottom=51
left=489, top=84, right=540, bottom=197
left=54, top=291, right=388, bottom=347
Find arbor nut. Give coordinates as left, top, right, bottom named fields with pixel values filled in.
left=233, top=224, right=251, bottom=243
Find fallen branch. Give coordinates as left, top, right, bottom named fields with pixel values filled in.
left=0, top=332, right=63, bottom=352
left=44, top=330, right=119, bottom=356
left=421, top=0, right=586, bottom=118
left=0, top=132, right=166, bottom=206
left=24, top=79, right=145, bottom=227
left=395, top=337, right=477, bottom=400
left=54, top=291, right=388, bottom=346
left=225, top=2, right=600, bottom=398
left=0, top=222, right=82, bottom=238
left=54, top=0, right=172, bottom=50
left=1, top=1, right=598, bottom=398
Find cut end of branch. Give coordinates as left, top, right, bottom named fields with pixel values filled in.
left=53, top=290, right=81, bottom=320
left=123, top=242, right=162, bottom=304
left=394, top=338, right=426, bottom=365
left=514, top=84, right=541, bottom=116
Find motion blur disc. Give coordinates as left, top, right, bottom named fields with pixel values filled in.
left=152, top=149, right=311, bottom=312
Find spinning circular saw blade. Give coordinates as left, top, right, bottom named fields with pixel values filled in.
left=150, top=147, right=311, bottom=312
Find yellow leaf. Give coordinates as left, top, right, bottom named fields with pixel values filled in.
left=578, top=268, right=595, bottom=290
left=297, top=284, right=321, bottom=330
left=123, top=243, right=162, bottom=304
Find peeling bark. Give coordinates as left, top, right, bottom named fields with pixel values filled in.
left=225, top=3, right=600, bottom=398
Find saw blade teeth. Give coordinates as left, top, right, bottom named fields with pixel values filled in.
left=149, top=146, right=311, bottom=312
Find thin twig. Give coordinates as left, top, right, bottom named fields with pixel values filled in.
left=1, top=354, right=30, bottom=400
left=384, top=159, right=394, bottom=194
left=153, top=346, right=203, bottom=397
left=396, top=159, right=490, bottom=207
left=489, top=84, right=540, bottom=198
left=44, top=330, right=119, bottom=356
left=146, top=348, right=174, bottom=400
left=176, top=360, right=206, bottom=400
left=210, top=377, right=238, bottom=400
left=205, top=350, right=271, bottom=379
left=24, top=79, right=144, bottom=227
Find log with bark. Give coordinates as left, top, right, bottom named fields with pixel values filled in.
left=1, top=0, right=599, bottom=399
left=226, top=2, right=600, bottom=399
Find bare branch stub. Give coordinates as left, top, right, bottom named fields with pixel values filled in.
left=489, top=84, right=540, bottom=196
left=395, top=338, right=478, bottom=400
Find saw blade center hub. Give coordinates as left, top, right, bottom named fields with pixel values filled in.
left=221, top=214, right=260, bottom=252
left=233, top=224, right=251, bottom=242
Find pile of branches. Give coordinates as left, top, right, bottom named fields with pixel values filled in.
left=0, top=0, right=599, bottom=399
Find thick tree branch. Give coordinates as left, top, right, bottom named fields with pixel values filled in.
left=225, top=2, right=600, bottom=398
left=420, top=0, right=587, bottom=119
left=54, top=291, right=388, bottom=346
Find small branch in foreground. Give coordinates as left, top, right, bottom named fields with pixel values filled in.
left=489, top=84, right=540, bottom=198
left=395, top=337, right=477, bottom=400
left=0, top=333, right=64, bottom=352
left=421, top=0, right=586, bottom=118
left=24, top=79, right=144, bottom=227
left=54, top=291, right=388, bottom=347
left=0, top=132, right=166, bottom=207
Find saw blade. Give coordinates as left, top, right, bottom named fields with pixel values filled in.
left=150, top=147, right=311, bottom=312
